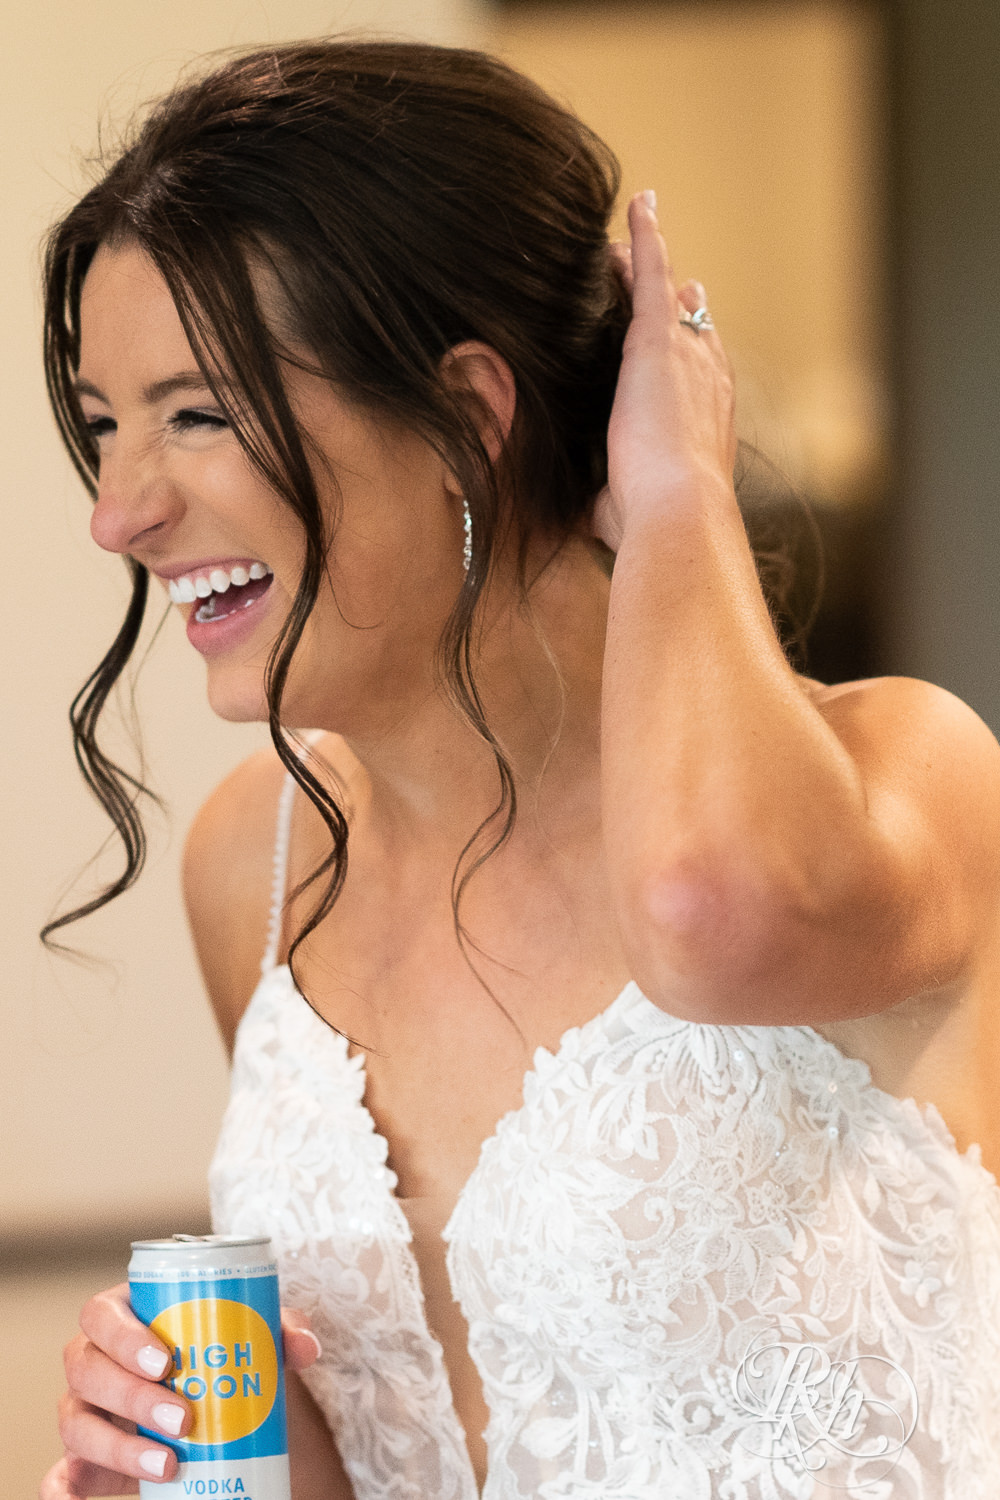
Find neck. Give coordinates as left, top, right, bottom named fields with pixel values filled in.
left=332, top=533, right=610, bottom=851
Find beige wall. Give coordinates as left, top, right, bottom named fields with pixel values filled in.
left=3, top=1, right=883, bottom=1241
left=2, top=0, right=480, bottom=1240
left=484, top=1, right=888, bottom=502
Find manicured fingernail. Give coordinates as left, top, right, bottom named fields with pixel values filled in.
left=140, top=1448, right=168, bottom=1477
left=301, top=1329, right=322, bottom=1360
left=137, top=1345, right=171, bottom=1378
left=641, top=189, right=657, bottom=214
left=152, top=1402, right=185, bottom=1436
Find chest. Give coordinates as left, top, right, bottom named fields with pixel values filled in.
left=288, top=854, right=632, bottom=1199
left=210, top=971, right=1000, bottom=1499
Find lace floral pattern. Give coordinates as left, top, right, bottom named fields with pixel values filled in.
left=210, top=967, right=476, bottom=1500
left=210, top=970, right=1000, bottom=1500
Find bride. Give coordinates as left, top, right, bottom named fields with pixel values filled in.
left=40, top=38, right=1000, bottom=1500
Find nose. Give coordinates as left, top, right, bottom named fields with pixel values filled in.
left=89, top=445, right=183, bottom=556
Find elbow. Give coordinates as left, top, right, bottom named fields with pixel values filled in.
left=619, top=848, right=868, bottom=1023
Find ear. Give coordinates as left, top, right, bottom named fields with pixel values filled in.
left=438, top=341, right=517, bottom=489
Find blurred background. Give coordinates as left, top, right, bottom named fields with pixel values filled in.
left=3, top=0, right=998, bottom=1493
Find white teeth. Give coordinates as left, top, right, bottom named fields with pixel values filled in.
left=168, top=561, right=272, bottom=610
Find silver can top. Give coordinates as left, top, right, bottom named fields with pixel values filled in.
left=129, top=1233, right=276, bottom=1280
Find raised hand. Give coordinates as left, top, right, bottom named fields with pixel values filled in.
left=593, top=191, right=737, bottom=552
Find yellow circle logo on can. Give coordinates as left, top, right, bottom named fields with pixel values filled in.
left=149, top=1299, right=278, bottom=1446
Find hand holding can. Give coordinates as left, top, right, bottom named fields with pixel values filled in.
left=129, top=1235, right=292, bottom=1500
left=41, top=1279, right=320, bottom=1498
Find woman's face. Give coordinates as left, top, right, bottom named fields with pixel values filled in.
left=76, top=242, right=466, bottom=732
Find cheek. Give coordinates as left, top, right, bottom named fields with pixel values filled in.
left=197, top=445, right=293, bottom=538
left=323, top=505, right=457, bottom=632
left=318, top=533, right=407, bottom=627
left=293, top=578, right=439, bottom=694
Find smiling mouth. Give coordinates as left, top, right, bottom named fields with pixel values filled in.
left=168, top=562, right=274, bottom=623
left=194, top=574, right=272, bottom=623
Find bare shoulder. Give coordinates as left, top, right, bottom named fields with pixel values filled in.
left=804, top=673, right=1000, bottom=890
left=804, top=673, right=1000, bottom=767
left=184, top=732, right=352, bottom=1050
left=183, top=743, right=288, bottom=1051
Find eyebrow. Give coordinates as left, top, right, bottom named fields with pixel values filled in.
left=73, top=372, right=217, bottom=405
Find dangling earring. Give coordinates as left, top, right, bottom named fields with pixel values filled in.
left=462, top=499, right=473, bottom=575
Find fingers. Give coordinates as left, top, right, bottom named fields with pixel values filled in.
left=609, top=241, right=634, bottom=299
left=78, top=1284, right=173, bottom=1382
left=48, top=1289, right=321, bottom=1496
left=590, top=483, right=624, bottom=554
left=57, top=1393, right=177, bottom=1486
left=677, top=279, right=705, bottom=317
left=55, top=1284, right=190, bottom=1490
left=64, top=1333, right=191, bottom=1439
left=626, top=197, right=721, bottom=349
left=281, top=1307, right=322, bottom=1372
left=626, top=192, right=676, bottom=326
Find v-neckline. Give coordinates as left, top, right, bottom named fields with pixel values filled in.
left=255, top=962, right=644, bottom=1498
left=254, top=963, right=1000, bottom=1217
left=237, top=961, right=1000, bottom=1498
left=269, top=962, right=644, bottom=1238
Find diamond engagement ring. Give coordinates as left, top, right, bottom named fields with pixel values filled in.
left=679, top=305, right=715, bottom=333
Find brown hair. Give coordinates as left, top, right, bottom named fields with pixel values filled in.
left=41, top=39, right=632, bottom=988
left=42, top=38, right=815, bottom=999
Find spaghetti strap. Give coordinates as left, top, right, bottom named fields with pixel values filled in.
left=260, top=730, right=328, bottom=974
left=261, top=767, right=298, bottom=975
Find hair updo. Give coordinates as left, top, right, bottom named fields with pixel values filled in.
left=41, top=39, right=631, bottom=983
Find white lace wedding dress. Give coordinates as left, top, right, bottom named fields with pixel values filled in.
left=210, top=773, right=1000, bottom=1498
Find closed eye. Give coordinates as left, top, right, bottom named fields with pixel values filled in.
left=83, top=407, right=230, bottom=442
left=170, top=408, right=230, bottom=433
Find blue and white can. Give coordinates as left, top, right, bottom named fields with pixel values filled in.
left=129, top=1234, right=291, bottom=1500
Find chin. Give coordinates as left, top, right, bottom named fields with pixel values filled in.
left=204, top=668, right=269, bottom=724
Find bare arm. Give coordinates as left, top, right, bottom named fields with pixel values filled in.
left=599, top=194, right=1000, bottom=1024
